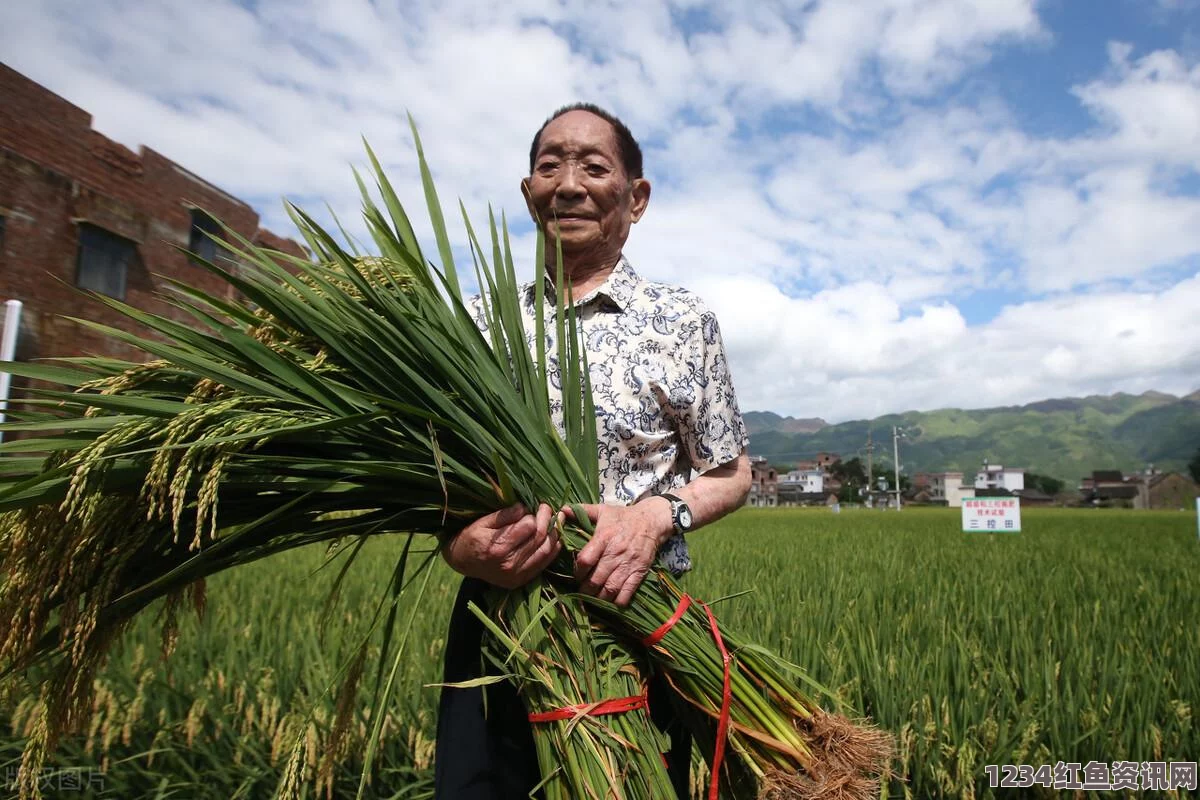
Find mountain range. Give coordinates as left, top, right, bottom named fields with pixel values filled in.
left=744, top=390, right=1200, bottom=483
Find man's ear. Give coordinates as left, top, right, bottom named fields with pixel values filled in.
left=629, top=178, right=651, bottom=223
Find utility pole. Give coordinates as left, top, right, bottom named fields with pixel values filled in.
left=892, top=425, right=904, bottom=510
left=862, top=430, right=875, bottom=506
left=865, top=430, right=874, bottom=489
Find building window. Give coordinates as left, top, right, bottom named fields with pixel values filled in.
left=76, top=223, right=135, bottom=299
left=188, top=209, right=231, bottom=265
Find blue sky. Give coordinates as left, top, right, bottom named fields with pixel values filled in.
left=2, top=0, right=1199, bottom=421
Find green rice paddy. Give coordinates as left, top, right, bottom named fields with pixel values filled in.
left=3, top=507, right=1197, bottom=798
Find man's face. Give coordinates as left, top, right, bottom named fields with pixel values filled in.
left=523, top=110, right=650, bottom=264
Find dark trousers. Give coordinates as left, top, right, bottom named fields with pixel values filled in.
left=434, top=578, right=692, bottom=799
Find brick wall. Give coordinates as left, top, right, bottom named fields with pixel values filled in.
left=0, top=63, right=305, bottom=369
left=1146, top=473, right=1199, bottom=511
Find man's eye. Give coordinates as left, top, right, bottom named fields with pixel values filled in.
left=585, top=164, right=608, bottom=176
left=537, top=162, right=559, bottom=173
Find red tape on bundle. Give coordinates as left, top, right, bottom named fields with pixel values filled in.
left=641, top=593, right=692, bottom=647
left=701, top=600, right=733, bottom=800
left=640, top=594, right=734, bottom=800
left=527, top=692, right=648, bottom=723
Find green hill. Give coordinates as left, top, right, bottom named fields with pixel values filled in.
left=742, top=411, right=827, bottom=434
left=746, top=390, right=1200, bottom=482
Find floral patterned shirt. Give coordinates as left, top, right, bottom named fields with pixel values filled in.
left=470, top=257, right=748, bottom=574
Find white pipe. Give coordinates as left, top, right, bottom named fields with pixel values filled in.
left=0, top=299, right=23, bottom=443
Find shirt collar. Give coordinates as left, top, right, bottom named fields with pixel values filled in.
left=525, top=256, right=641, bottom=312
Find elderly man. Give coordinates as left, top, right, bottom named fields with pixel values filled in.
left=435, top=103, right=751, bottom=799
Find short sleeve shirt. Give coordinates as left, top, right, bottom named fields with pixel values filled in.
left=470, top=257, right=748, bottom=574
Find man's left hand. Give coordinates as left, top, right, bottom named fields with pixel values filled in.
left=567, top=501, right=672, bottom=607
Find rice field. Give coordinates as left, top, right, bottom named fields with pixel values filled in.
left=3, top=507, right=1198, bottom=798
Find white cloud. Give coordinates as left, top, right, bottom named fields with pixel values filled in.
left=876, top=0, right=1044, bottom=93
left=1071, top=42, right=1200, bottom=168
left=1, top=0, right=1198, bottom=421
left=1007, top=167, right=1200, bottom=292
left=700, top=273, right=1200, bottom=420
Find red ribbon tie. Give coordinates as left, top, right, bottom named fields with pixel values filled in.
left=528, top=693, right=648, bottom=724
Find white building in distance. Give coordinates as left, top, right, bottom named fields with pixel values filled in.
left=926, top=471, right=973, bottom=507
left=781, top=469, right=824, bottom=494
left=975, top=462, right=1025, bottom=492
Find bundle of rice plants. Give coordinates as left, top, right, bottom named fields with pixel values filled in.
left=0, top=127, right=890, bottom=799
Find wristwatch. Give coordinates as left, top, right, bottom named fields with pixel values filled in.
left=660, top=493, right=693, bottom=535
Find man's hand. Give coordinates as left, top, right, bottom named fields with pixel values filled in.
left=568, top=501, right=673, bottom=608
left=442, top=503, right=561, bottom=589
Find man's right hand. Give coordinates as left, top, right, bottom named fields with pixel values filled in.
left=441, top=503, right=562, bottom=589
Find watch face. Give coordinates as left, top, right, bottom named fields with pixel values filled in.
left=677, top=506, right=693, bottom=530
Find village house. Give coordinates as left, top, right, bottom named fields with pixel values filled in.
left=747, top=456, right=779, bottom=507
left=815, top=451, right=840, bottom=470
left=783, top=468, right=824, bottom=494
left=1013, top=488, right=1055, bottom=506
left=975, top=462, right=1025, bottom=492
left=777, top=467, right=836, bottom=506
left=1134, top=472, right=1199, bottom=510
left=1081, top=470, right=1140, bottom=507
left=924, top=471, right=972, bottom=507
left=0, top=65, right=304, bottom=387
left=908, top=463, right=1042, bottom=508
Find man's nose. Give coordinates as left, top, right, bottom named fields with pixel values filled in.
left=554, top=162, right=586, bottom=199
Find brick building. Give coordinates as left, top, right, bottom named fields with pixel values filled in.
left=747, top=456, right=779, bottom=507
left=1135, top=473, right=1199, bottom=511
left=1081, top=470, right=1139, bottom=507
left=0, top=64, right=303, bottom=373
left=815, top=451, right=840, bottom=470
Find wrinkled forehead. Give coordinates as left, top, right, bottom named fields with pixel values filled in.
left=534, top=111, right=620, bottom=161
